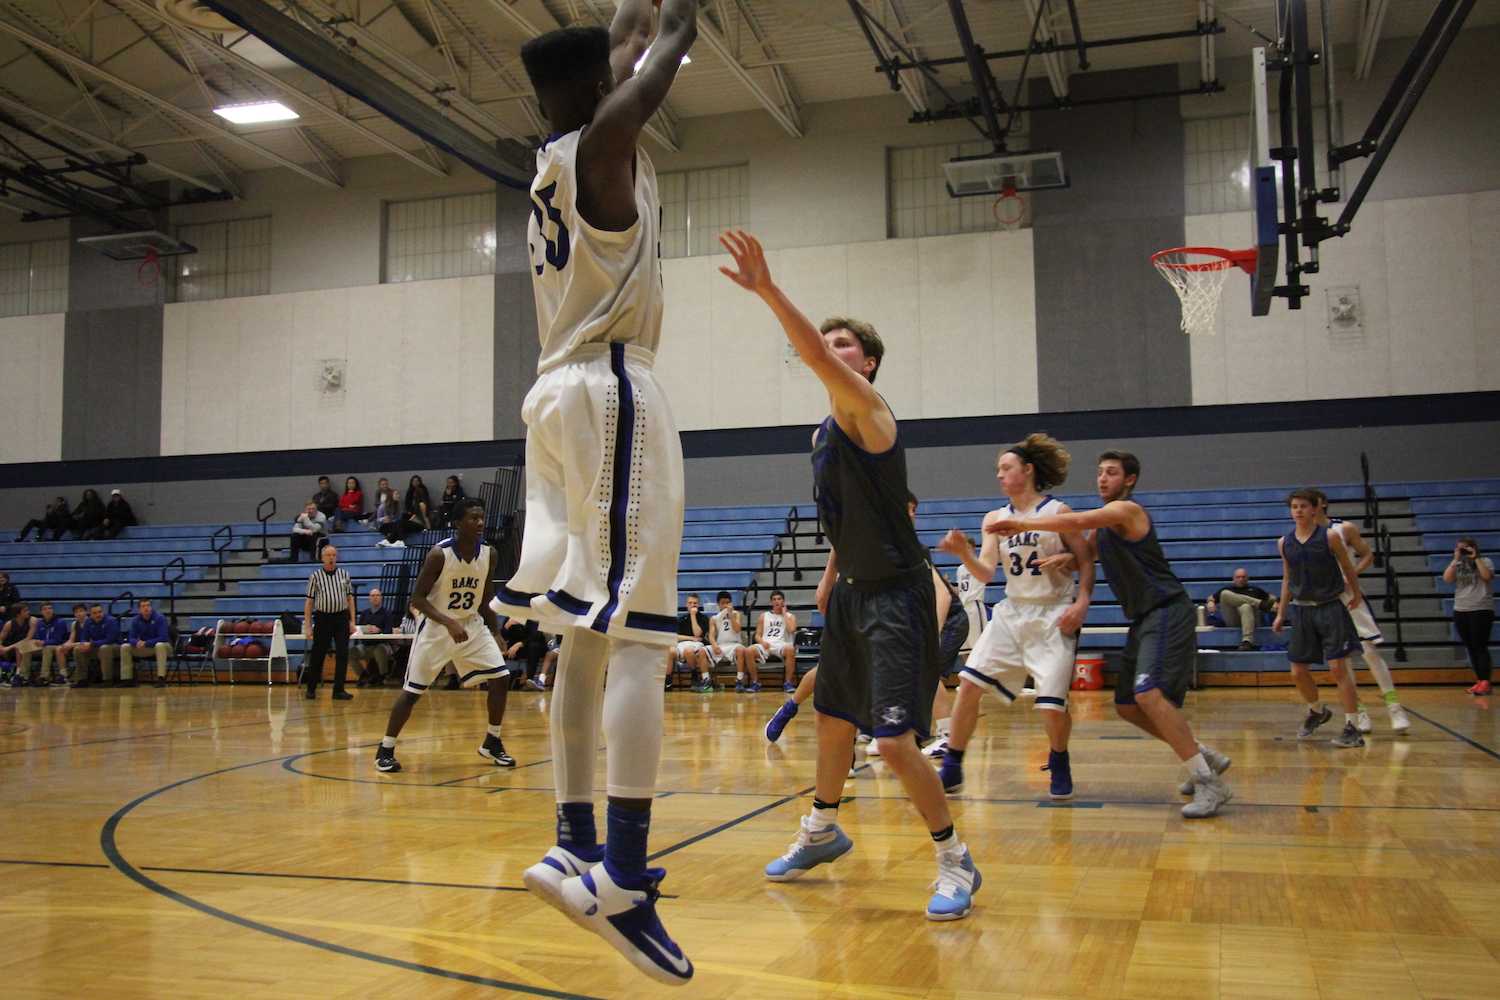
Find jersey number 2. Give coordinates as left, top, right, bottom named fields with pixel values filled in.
left=1008, top=551, right=1042, bottom=577
left=530, top=182, right=570, bottom=275
left=447, top=592, right=475, bottom=611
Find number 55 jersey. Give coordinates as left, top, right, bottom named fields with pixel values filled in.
left=495, top=129, right=685, bottom=648
left=959, top=496, right=1079, bottom=712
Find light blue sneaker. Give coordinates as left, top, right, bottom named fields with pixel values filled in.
left=764, top=699, right=798, bottom=743
left=926, top=846, right=981, bottom=921
left=560, top=863, right=693, bottom=986
left=763, top=816, right=853, bottom=881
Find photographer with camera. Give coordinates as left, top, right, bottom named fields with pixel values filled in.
left=1443, top=537, right=1495, bottom=694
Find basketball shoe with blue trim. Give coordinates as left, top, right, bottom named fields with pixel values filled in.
left=763, top=815, right=853, bottom=881
left=522, top=843, right=601, bottom=922
left=559, top=864, right=693, bottom=986
left=926, top=846, right=981, bottom=921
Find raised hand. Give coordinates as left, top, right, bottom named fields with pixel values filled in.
left=936, top=528, right=972, bottom=558
left=718, top=229, right=773, bottom=295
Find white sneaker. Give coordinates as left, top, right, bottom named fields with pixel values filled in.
left=922, top=736, right=949, bottom=759
left=1178, top=743, right=1232, bottom=795
left=560, top=863, right=694, bottom=986
left=522, top=844, right=597, bottom=923
left=1182, top=774, right=1232, bottom=818
left=854, top=732, right=872, bottom=745
left=864, top=738, right=882, bottom=757
left=1388, top=703, right=1411, bottom=733
left=1355, top=710, right=1374, bottom=734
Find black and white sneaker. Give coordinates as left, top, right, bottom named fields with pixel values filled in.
left=375, top=745, right=402, bottom=773
left=478, top=734, right=516, bottom=767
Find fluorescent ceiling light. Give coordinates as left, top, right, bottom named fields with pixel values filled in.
left=634, top=48, right=690, bottom=74
left=213, top=101, right=299, bottom=124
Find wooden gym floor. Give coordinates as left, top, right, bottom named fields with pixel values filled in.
left=3, top=682, right=1499, bottom=999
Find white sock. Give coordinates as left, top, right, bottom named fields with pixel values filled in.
left=1186, top=753, right=1212, bottom=780
left=602, top=639, right=666, bottom=799
left=380, top=735, right=396, bottom=749
left=551, top=628, right=608, bottom=803
left=487, top=724, right=502, bottom=738
left=934, top=717, right=951, bottom=738
left=809, top=805, right=838, bottom=831
left=736, top=672, right=744, bottom=682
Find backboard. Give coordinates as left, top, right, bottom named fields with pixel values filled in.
left=1248, top=47, right=1279, bottom=317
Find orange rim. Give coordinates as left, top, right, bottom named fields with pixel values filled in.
left=1151, top=246, right=1257, bottom=275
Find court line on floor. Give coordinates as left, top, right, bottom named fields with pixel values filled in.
left=100, top=748, right=602, bottom=1000
left=0, top=706, right=391, bottom=757
left=1403, top=706, right=1500, bottom=763
left=0, top=857, right=531, bottom=893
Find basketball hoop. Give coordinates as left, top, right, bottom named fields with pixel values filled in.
left=993, top=186, right=1025, bottom=228
left=1151, top=246, right=1258, bottom=336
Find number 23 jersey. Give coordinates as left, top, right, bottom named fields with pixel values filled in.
left=528, top=129, right=663, bottom=373
left=424, top=538, right=492, bottom=620
left=996, top=496, right=1074, bottom=604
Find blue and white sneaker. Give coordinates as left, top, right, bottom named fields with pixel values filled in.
left=522, top=843, right=600, bottom=923
left=926, top=846, right=982, bottom=921
left=1047, top=749, right=1073, bottom=800
left=764, top=816, right=853, bottom=881
left=559, top=863, right=693, bottom=986
left=939, top=753, right=964, bottom=796
left=746, top=681, right=762, bottom=693
left=764, top=699, right=798, bottom=743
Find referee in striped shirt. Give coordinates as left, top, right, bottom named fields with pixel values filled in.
left=304, top=544, right=357, bottom=700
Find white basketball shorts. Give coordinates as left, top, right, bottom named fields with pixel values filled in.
left=675, top=639, right=706, bottom=660
left=494, top=343, right=684, bottom=647
left=710, top=642, right=743, bottom=665
left=1343, top=588, right=1383, bottom=643
left=959, top=599, right=1078, bottom=711
left=753, top=642, right=794, bottom=663
left=404, top=616, right=508, bottom=695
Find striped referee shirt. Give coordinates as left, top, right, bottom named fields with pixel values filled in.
left=306, top=567, right=354, bottom=613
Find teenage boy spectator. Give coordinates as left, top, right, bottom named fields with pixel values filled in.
left=333, top=477, right=366, bottom=533
left=35, top=602, right=71, bottom=685
left=56, top=604, right=90, bottom=686
left=287, top=502, right=328, bottom=562
left=1206, top=567, right=1278, bottom=650
left=76, top=604, right=121, bottom=685
left=16, top=497, right=69, bottom=541
left=312, top=476, right=339, bottom=520
left=91, top=489, right=138, bottom=539
left=121, top=598, right=172, bottom=688
left=1, top=604, right=40, bottom=686
left=671, top=594, right=713, bottom=691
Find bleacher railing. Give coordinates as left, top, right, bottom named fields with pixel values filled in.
left=108, top=590, right=133, bottom=621
left=1377, top=524, right=1409, bottom=662
left=256, top=497, right=277, bottom=560
left=162, top=556, right=185, bottom=619
left=1360, top=451, right=1381, bottom=532
left=211, top=524, right=233, bottom=592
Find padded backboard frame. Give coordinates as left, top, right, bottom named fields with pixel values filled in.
left=76, top=230, right=197, bottom=261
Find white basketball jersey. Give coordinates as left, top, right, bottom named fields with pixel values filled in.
left=713, top=607, right=739, bottom=644
left=996, top=496, right=1073, bottom=603
left=423, top=539, right=491, bottom=621
left=955, top=564, right=988, bottom=644
left=1329, top=518, right=1357, bottom=599
left=528, top=130, right=663, bottom=373
left=761, top=611, right=788, bottom=645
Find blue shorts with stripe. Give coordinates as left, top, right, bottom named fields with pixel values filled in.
left=1114, top=596, right=1197, bottom=709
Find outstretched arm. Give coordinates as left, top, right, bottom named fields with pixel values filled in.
left=583, top=0, right=695, bottom=169
left=608, top=0, right=658, bottom=85
left=987, top=500, right=1149, bottom=540
left=719, top=229, right=894, bottom=451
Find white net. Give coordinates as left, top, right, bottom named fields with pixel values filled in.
left=1153, top=251, right=1233, bottom=337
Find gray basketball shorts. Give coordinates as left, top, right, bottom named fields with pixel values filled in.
left=1286, top=600, right=1361, bottom=665
left=1114, top=596, right=1197, bottom=709
left=938, top=600, right=970, bottom=677
left=813, top=571, right=941, bottom=740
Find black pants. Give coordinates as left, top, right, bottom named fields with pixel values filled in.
left=1454, top=609, right=1495, bottom=681
left=290, top=534, right=325, bottom=561
left=305, top=611, right=351, bottom=693
left=17, top=518, right=63, bottom=540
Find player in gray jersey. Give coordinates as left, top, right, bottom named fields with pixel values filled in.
left=988, top=451, right=1232, bottom=818
left=1273, top=489, right=1367, bottom=749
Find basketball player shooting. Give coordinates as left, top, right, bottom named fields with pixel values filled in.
left=501, top=0, right=698, bottom=986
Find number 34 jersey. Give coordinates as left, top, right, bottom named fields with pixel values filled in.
left=424, top=538, right=492, bottom=621
left=527, top=129, right=663, bottom=374
left=996, top=496, right=1074, bottom=605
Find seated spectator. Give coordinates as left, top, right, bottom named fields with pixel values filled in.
left=353, top=586, right=399, bottom=687
left=0, top=573, right=20, bottom=614
left=34, top=602, right=71, bottom=686
left=500, top=614, right=548, bottom=683
left=16, top=496, right=69, bottom=542
left=707, top=590, right=748, bottom=691
left=55, top=604, right=90, bottom=686
left=1446, top=537, right=1496, bottom=695
left=90, top=489, right=137, bottom=540
left=120, top=598, right=172, bottom=689
left=526, top=634, right=561, bottom=691
left=403, top=475, right=433, bottom=534
left=751, top=589, right=799, bottom=692
left=1, top=603, right=40, bottom=687
left=286, top=502, right=328, bottom=562
left=70, top=488, right=105, bottom=539
left=668, top=593, right=712, bottom=691
left=438, top=475, right=466, bottom=529
left=333, top=476, right=366, bottom=533
left=373, top=488, right=404, bottom=547
left=312, top=476, right=339, bottom=521
left=75, top=603, right=121, bottom=686
left=1206, top=567, right=1278, bottom=650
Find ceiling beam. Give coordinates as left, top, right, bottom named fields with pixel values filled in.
left=884, top=0, right=929, bottom=113
left=110, top=0, right=447, bottom=177
left=1199, top=1, right=1215, bottom=84
left=730, top=0, right=804, bottom=122
left=1021, top=0, right=1069, bottom=99
left=199, top=0, right=528, bottom=186
left=1355, top=0, right=1390, bottom=80
left=697, top=11, right=802, bottom=137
